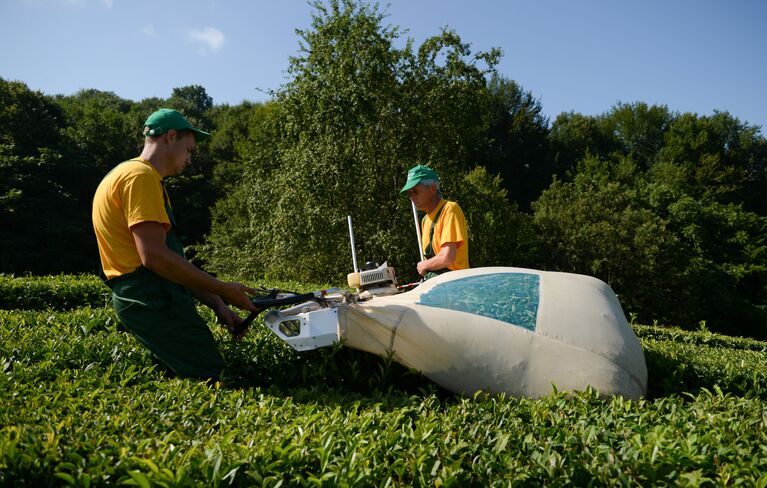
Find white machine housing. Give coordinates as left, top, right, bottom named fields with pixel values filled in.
left=263, top=301, right=339, bottom=351
left=347, top=261, right=398, bottom=296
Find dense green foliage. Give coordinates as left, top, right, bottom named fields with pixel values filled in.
left=1, top=0, right=766, bottom=337
left=539, top=106, right=767, bottom=336
left=0, top=273, right=108, bottom=310
left=2, top=275, right=767, bottom=485
left=0, top=80, right=98, bottom=274
left=203, top=1, right=536, bottom=285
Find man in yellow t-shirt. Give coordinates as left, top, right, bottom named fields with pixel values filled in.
left=401, top=165, right=469, bottom=279
left=92, top=108, right=258, bottom=380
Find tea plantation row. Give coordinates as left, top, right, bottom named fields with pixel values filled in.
left=1, top=275, right=767, bottom=486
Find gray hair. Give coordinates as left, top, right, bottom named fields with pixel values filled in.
left=418, top=179, right=443, bottom=199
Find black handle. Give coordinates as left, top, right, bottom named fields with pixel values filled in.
left=231, top=291, right=318, bottom=336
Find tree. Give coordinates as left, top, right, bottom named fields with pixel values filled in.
left=604, top=102, right=672, bottom=168
left=199, top=101, right=284, bottom=274
left=533, top=146, right=767, bottom=337
left=480, top=75, right=551, bottom=210
left=661, top=111, right=767, bottom=213
left=208, top=101, right=282, bottom=193
left=450, top=167, right=535, bottom=268
left=56, top=89, right=139, bottom=170
left=169, top=85, right=213, bottom=122
left=0, top=80, right=97, bottom=274
left=204, top=0, right=506, bottom=283
left=533, top=155, right=685, bottom=316
left=0, top=78, right=66, bottom=157
left=549, top=111, right=618, bottom=178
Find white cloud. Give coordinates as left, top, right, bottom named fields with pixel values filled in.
left=187, top=26, right=225, bottom=54
left=100, top=0, right=113, bottom=8
left=143, top=24, right=156, bottom=37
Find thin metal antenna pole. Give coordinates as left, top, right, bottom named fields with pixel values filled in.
left=411, top=201, right=425, bottom=262
left=347, top=215, right=358, bottom=273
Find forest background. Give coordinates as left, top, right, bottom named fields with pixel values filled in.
left=2, top=0, right=766, bottom=339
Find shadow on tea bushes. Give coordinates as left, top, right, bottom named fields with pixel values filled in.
left=218, top=326, right=449, bottom=401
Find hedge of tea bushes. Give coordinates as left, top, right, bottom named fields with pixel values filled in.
left=0, top=273, right=109, bottom=310
left=2, top=282, right=767, bottom=485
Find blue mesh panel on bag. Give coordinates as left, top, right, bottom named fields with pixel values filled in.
left=417, top=273, right=540, bottom=331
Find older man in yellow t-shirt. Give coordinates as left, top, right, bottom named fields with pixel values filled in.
left=401, top=165, right=469, bottom=279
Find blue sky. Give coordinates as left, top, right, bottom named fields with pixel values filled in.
left=2, top=0, right=765, bottom=132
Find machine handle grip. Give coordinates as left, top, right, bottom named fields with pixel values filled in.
left=231, top=292, right=319, bottom=336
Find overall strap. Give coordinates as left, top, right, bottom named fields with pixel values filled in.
left=161, top=184, right=186, bottom=258
left=424, top=200, right=447, bottom=259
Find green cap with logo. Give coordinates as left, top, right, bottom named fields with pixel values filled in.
left=143, top=108, right=211, bottom=141
left=400, top=164, right=440, bottom=194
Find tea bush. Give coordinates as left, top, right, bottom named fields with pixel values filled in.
left=2, top=277, right=767, bottom=485
left=0, top=273, right=108, bottom=310
left=637, top=324, right=767, bottom=399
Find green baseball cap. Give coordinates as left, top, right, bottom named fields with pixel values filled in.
left=400, top=164, right=440, bottom=194
left=143, top=108, right=211, bottom=140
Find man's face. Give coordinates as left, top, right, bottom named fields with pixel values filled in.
left=407, top=183, right=438, bottom=212
left=168, top=130, right=195, bottom=176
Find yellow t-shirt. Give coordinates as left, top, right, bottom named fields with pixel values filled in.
left=92, top=158, right=171, bottom=279
left=420, top=200, right=469, bottom=270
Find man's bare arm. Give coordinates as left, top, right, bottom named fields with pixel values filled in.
left=131, top=221, right=257, bottom=312
left=416, top=242, right=458, bottom=276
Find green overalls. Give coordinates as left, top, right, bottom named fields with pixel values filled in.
left=423, top=201, right=449, bottom=281
left=104, top=184, right=226, bottom=380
